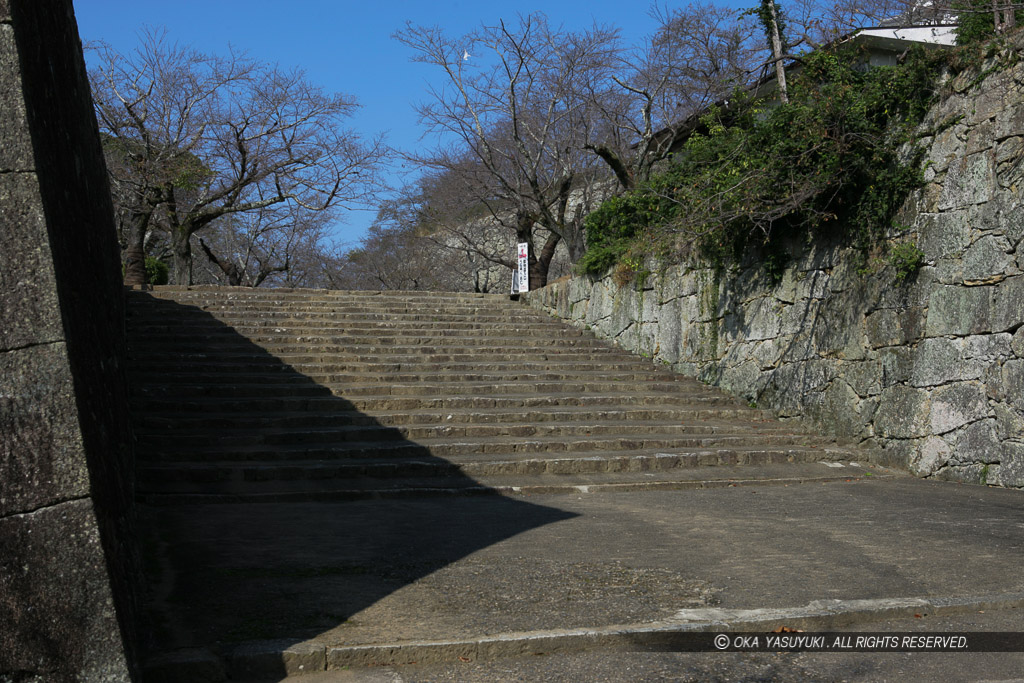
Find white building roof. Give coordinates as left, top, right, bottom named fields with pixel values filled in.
left=857, top=25, right=959, bottom=49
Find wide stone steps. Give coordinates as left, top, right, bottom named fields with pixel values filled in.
left=137, top=421, right=820, bottom=451
left=135, top=446, right=853, bottom=503
left=139, top=434, right=831, bottom=465
left=129, top=387, right=765, bottom=423
left=128, top=311, right=571, bottom=326
left=129, top=370, right=688, bottom=388
left=127, top=345, right=625, bottom=361
left=131, top=302, right=545, bottom=318
left=134, top=407, right=784, bottom=429
left=129, top=318, right=572, bottom=332
left=128, top=359, right=656, bottom=376
left=130, top=334, right=602, bottom=350
left=132, top=326, right=588, bottom=342
left=125, top=286, right=863, bottom=502
left=127, top=340, right=612, bottom=357
left=142, top=289, right=510, bottom=303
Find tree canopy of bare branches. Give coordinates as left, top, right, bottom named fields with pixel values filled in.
left=89, top=29, right=384, bottom=285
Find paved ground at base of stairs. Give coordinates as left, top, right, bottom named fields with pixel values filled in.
left=145, top=469, right=1024, bottom=664
left=267, top=608, right=1024, bottom=683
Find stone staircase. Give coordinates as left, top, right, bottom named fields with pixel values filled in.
left=126, top=286, right=866, bottom=504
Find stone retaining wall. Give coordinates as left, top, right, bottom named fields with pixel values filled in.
left=1, top=1, right=138, bottom=679
left=524, top=37, right=1024, bottom=486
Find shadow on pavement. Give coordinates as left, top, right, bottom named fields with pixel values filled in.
left=127, top=293, right=579, bottom=675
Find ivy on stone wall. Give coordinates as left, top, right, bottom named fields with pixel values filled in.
left=578, top=43, right=949, bottom=277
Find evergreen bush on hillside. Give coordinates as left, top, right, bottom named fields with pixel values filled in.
left=578, top=43, right=949, bottom=276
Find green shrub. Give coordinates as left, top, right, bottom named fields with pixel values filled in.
left=889, top=242, right=925, bottom=283
left=579, top=44, right=946, bottom=275
left=145, top=257, right=169, bottom=285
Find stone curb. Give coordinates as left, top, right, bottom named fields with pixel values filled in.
left=141, top=592, right=1024, bottom=681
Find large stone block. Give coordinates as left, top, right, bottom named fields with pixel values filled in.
left=917, top=211, right=971, bottom=260
left=954, top=419, right=1002, bottom=466
left=812, top=301, right=867, bottom=360
left=719, top=360, right=762, bottom=401
left=965, top=119, right=995, bottom=155
left=929, top=381, right=989, bottom=434
left=774, top=269, right=800, bottom=304
left=991, top=275, right=1024, bottom=333
left=584, top=281, right=610, bottom=327
left=875, top=385, right=931, bottom=438
left=968, top=198, right=1006, bottom=235
left=726, top=296, right=782, bottom=342
left=993, top=442, right=1024, bottom=487
left=866, top=308, right=923, bottom=349
left=910, top=435, right=952, bottom=477
left=965, top=333, right=1014, bottom=361
left=879, top=347, right=914, bottom=386
left=925, top=285, right=992, bottom=336
left=693, top=269, right=724, bottom=322
left=567, top=276, right=591, bottom=307
left=749, top=337, right=786, bottom=371
left=658, top=266, right=698, bottom=303
left=0, top=24, right=33, bottom=172
left=994, top=98, right=1024, bottom=140
left=759, top=360, right=836, bottom=415
left=0, top=499, right=131, bottom=681
left=842, top=360, right=882, bottom=398
left=654, top=298, right=682, bottom=364
left=608, top=287, right=640, bottom=338
left=910, top=337, right=962, bottom=387
left=938, top=152, right=995, bottom=210
left=1013, top=326, right=1024, bottom=358
left=816, top=379, right=864, bottom=438
left=638, top=320, right=658, bottom=356
left=927, top=120, right=965, bottom=171
left=640, top=288, right=660, bottom=324
left=778, top=299, right=815, bottom=337
left=995, top=135, right=1023, bottom=172
left=1004, top=204, right=1024, bottom=246
left=1002, top=359, right=1024, bottom=412
left=967, top=76, right=1010, bottom=124
left=686, top=321, right=723, bottom=361
left=0, top=173, right=63, bottom=351
left=0, top=344, right=91, bottom=515
left=875, top=437, right=917, bottom=470
left=910, top=336, right=1003, bottom=389
left=962, top=235, right=1014, bottom=284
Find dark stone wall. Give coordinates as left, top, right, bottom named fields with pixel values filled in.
left=0, top=0, right=138, bottom=680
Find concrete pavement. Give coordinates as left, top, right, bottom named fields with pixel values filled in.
left=141, top=469, right=1024, bottom=681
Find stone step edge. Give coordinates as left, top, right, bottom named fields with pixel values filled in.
left=135, top=469, right=880, bottom=504
left=140, top=591, right=1024, bottom=681
left=140, top=441, right=836, bottom=461
left=136, top=284, right=509, bottom=295
left=137, top=453, right=863, bottom=480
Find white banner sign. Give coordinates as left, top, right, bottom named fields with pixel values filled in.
left=517, top=242, right=529, bottom=293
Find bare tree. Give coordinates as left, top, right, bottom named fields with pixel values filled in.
left=580, top=3, right=761, bottom=191
left=394, top=14, right=618, bottom=288
left=196, top=203, right=332, bottom=287
left=89, top=29, right=383, bottom=285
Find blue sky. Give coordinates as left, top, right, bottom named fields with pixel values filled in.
left=72, top=1, right=689, bottom=247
